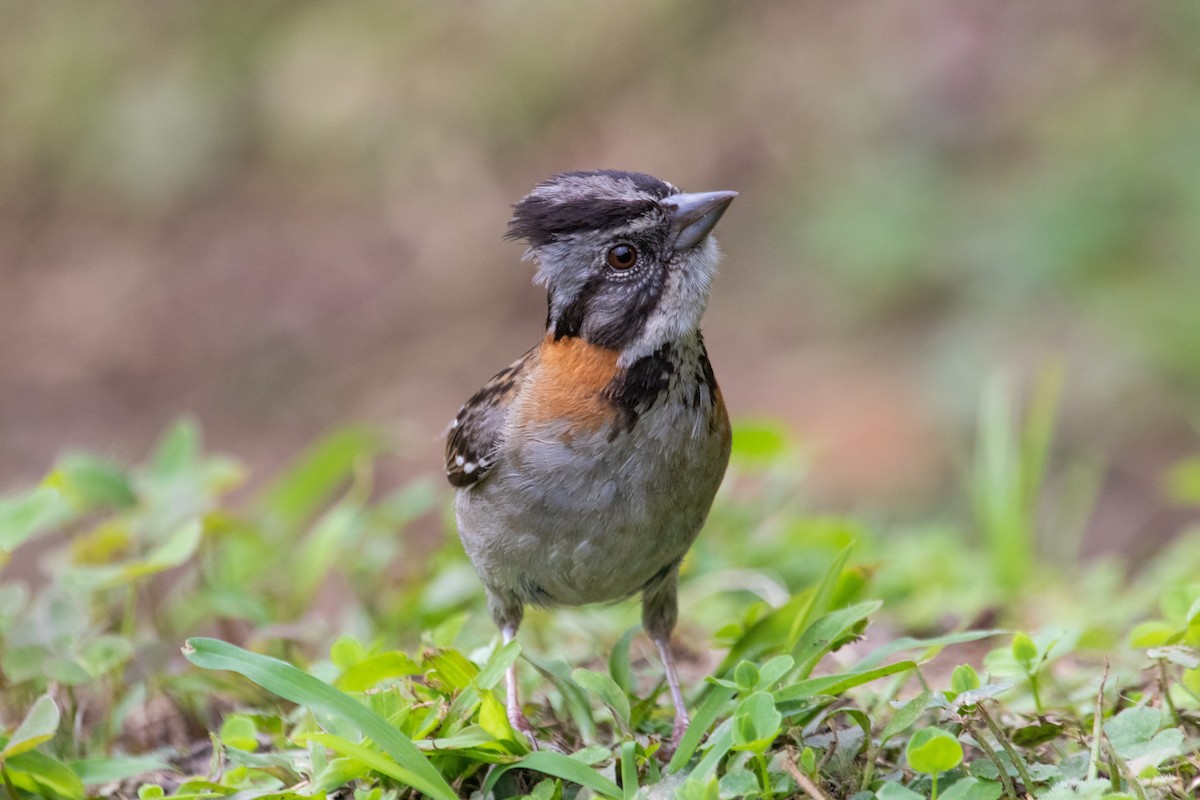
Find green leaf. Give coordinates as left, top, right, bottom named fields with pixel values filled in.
left=308, top=731, right=438, bottom=791
left=151, top=418, right=201, bottom=476
left=775, top=661, right=916, bottom=715
left=950, top=664, right=981, bottom=696
left=330, top=636, right=368, bottom=670
left=1103, top=706, right=1185, bottom=767
left=482, top=751, right=622, bottom=798
left=608, top=626, right=639, bottom=694
left=426, top=648, right=478, bottom=691
left=4, top=751, right=84, bottom=799
left=856, top=629, right=1006, bottom=670
left=729, top=692, right=781, bottom=753
left=880, top=690, right=932, bottom=744
left=1103, top=706, right=1160, bottom=750
left=756, top=655, right=795, bottom=690
left=713, top=546, right=854, bottom=678
left=0, top=487, right=73, bottom=551
left=218, top=714, right=258, bottom=752
left=691, top=720, right=734, bottom=781
left=475, top=640, right=521, bottom=692
left=733, top=661, right=760, bottom=692
left=906, top=727, right=963, bottom=774
left=718, top=767, right=759, bottom=797
left=668, top=685, right=735, bottom=773
left=1, top=693, right=61, bottom=759
left=294, top=502, right=363, bottom=602
left=1011, top=718, right=1064, bottom=747
left=619, top=740, right=638, bottom=800
left=676, top=775, right=720, bottom=800
left=183, top=637, right=457, bottom=800
left=876, top=781, right=924, bottom=800
left=572, top=668, right=631, bottom=731
left=477, top=689, right=519, bottom=745
left=335, top=652, right=421, bottom=692
left=256, top=427, right=382, bottom=529
left=1012, top=632, right=1038, bottom=670
left=946, top=683, right=1013, bottom=713
left=792, top=600, right=881, bottom=677
left=1129, top=621, right=1177, bottom=648
left=939, top=776, right=1003, bottom=800
left=67, top=755, right=170, bottom=786
left=49, top=454, right=137, bottom=510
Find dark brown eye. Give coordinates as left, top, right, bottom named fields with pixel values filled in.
left=606, top=244, right=638, bottom=270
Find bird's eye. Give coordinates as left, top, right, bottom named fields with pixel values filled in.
left=606, top=244, right=638, bottom=270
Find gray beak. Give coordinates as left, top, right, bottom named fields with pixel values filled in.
left=665, top=190, right=738, bottom=252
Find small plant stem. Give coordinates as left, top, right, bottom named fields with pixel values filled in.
left=931, top=770, right=939, bottom=800
left=959, top=715, right=1017, bottom=800
left=977, top=702, right=1036, bottom=795
left=757, top=752, right=774, bottom=800
left=859, top=740, right=879, bottom=792
left=1027, top=672, right=1043, bottom=714
left=913, top=665, right=932, bottom=694
left=1088, top=663, right=1108, bottom=782
left=1102, top=737, right=1148, bottom=800
left=1157, top=658, right=1180, bottom=726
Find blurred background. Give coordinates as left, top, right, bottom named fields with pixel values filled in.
left=3, top=0, right=1199, bottom=558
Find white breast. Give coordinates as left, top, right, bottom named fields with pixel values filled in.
left=455, top=357, right=729, bottom=607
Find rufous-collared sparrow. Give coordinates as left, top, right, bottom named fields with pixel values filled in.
left=445, top=170, right=735, bottom=750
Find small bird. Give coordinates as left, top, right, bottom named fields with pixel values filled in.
left=445, top=170, right=735, bottom=749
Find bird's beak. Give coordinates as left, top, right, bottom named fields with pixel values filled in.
left=665, top=190, right=738, bottom=252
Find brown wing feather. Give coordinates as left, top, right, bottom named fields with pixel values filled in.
left=445, top=347, right=537, bottom=487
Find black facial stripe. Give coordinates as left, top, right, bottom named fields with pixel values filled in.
left=507, top=197, right=658, bottom=247
left=604, top=342, right=676, bottom=432
left=586, top=270, right=663, bottom=350
left=553, top=277, right=602, bottom=340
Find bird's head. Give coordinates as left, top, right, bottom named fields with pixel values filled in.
left=506, top=170, right=736, bottom=364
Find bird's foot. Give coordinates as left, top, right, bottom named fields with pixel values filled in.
left=656, top=712, right=691, bottom=762
left=508, top=708, right=540, bottom=750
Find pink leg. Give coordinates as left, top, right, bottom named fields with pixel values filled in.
left=502, top=625, right=538, bottom=747
left=655, top=637, right=690, bottom=748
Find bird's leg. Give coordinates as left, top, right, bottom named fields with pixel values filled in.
left=501, top=624, right=538, bottom=745
left=642, top=565, right=690, bottom=753
left=654, top=635, right=691, bottom=746
left=489, top=590, right=538, bottom=745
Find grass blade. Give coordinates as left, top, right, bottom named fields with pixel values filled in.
left=482, top=751, right=622, bottom=798
left=855, top=629, right=1006, bottom=670
left=773, top=661, right=917, bottom=714
left=620, top=740, right=639, bottom=799
left=307, top=732, right=439, bottom=789
left=183, top=637, right=457, bottom=800
left=792, top=600, right=882, bottom=678
left=668, top=685, right=735, bottom=773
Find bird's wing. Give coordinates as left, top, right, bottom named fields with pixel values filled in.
left=445, top=347, right=538, bottom=488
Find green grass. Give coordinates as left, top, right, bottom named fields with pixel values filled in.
left=1, top=386, right=1199, bottom=799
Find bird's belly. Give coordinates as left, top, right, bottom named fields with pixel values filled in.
left=455, top=404, right=729, bottom=606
